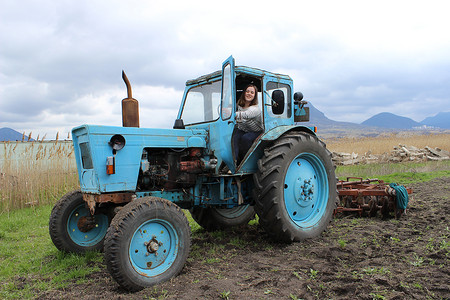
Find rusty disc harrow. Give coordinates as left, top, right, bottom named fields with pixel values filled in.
left=335, top=177, right=413, bottom=219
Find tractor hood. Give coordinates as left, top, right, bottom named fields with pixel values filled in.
left=72, top=124, right=207, bottom=193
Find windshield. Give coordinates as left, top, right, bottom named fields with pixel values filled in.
left=181, top=80, right=221, bottom=125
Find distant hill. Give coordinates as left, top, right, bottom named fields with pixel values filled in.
left=298, top=103, right=386, bottom=138
left=421, top=112, right=450, bottom=129
left=361, top=112, right=421, bottom=129
left=0, top=127, right=34, bottom=141
left=304, top=103, right=364, bottom=128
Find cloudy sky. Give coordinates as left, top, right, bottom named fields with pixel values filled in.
left=1, top=0, right=449, bottom=139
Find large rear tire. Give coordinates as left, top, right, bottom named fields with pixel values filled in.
left=254, top=132, right=337, bottom=242
left=104, top=197, right=191, bottom=291
left=49, top=190, right=109, bottom=253
left=190, top=205, right=255, bottom=231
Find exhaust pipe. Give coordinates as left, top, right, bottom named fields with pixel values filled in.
left=121, top=70, right=140, bottom=127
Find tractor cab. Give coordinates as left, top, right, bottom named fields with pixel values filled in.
left=176, top=56, right=311, bottom=174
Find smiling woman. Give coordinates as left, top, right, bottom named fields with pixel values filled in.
left=233, top=84, right=263, bottom=163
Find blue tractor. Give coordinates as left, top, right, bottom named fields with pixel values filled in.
left=49, top=56, right=337, bottom=291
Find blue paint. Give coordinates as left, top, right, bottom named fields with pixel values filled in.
left=72, top=125, right=208, bottom=193
left=67, top=203, right=108, bottom=246
left=283, top=153, right=329, bottom=229
left=129, top=219, right=179, bottom=276
left=135, top=190, right=189, bottom=202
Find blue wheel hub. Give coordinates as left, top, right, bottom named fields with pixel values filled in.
left=129, top=219, right=179, bottom=276
left=67, top=204, right=108, bottom=246
left=284, top=153, right=329, bottom=228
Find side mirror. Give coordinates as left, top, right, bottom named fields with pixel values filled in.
left=293, top=92, right=309, bottom=122
left=294, top=92, right=303, bottom=102
left=271, top=90, right=285, bottom=115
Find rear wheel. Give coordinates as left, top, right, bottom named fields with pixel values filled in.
left=104, top=197, right=190, bottom=291
left=49, top=190, right=109, bottom=253
left=254, top=132, right=337, bottom=242
left=190, top=205, right=255, bottom=231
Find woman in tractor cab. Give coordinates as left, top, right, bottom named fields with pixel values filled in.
left=233, top=84, right=263, bottom=164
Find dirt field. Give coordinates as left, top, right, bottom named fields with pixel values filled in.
left=41, top=177, right=449, bottom=300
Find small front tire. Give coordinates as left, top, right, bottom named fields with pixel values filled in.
left=49, top=190, right=109, bottom=253
left=104, top=197, right=191, bottom=291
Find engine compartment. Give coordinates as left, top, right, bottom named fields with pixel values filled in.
left=137, top=147, right=217, bottom=191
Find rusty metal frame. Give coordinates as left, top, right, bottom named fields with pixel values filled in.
left=335, top=177, right=413, bottom=218
left=83, top=192, right=133, bottom=215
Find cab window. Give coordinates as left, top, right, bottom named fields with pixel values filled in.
left=181, top=80, right=221, bottom=125
left=221, top=63, right=233, bottom=120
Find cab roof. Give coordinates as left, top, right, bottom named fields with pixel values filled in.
left=186, top=66, right=292, bottom=86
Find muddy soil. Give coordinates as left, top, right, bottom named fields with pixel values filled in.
left=40, top=177, right=449, bottom=299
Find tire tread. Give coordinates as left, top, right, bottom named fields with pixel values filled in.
left=254, top=132, right=337, bottom=243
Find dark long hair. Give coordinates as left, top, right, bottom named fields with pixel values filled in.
left=237, top=84, right=258, bottom=107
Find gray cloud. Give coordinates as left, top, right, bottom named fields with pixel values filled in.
left=1, top=0, right=449, bottom=137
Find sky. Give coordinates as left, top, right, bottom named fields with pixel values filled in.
left=1, top=0, right=450, bottom=139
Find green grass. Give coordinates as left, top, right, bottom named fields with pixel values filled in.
left=336, top=160, right=450, bottom=184
left=337, top=239, right=347, bottom=249
left=377, top=170, right=450, bottom=184
left=0, top=205, right=102, bottom=299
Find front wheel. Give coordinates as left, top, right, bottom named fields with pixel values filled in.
left=104, top=197, right=191, bottom=291
left=49, top=190, right=109, bottom=253
left=254, top=132, right=337, bottom=242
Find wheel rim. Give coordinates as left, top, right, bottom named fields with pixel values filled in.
left=215, top=205, right=250, bottom=219
left=283, top=152, right=329, bottom=228
left=67, top=204, right=109, bottom=246
left=129, top=219, right=179, bottom=277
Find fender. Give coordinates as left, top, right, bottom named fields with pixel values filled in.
left=260, top=125, right=316, bottom=142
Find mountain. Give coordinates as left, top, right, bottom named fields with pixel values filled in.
left=421, top=112, right=450, bottom=129
left=298, top=103, right=386, bottom=138
left=361, top=112, right=421, bottom=129
left=0, top=127, right=34, bottom=141
left=304, top=103, right=363, bottom=128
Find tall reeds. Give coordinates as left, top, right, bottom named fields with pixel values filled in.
left=0, top=135, right=78, bottom=213
left=325, top=132, right=450, bottom=155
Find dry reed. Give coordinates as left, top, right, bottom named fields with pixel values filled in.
left=324, top=133, right=450, bottom=155
left=0, top=136, right=78, bottom=212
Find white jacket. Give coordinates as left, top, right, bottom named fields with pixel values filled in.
left=236, top=105, right=263, bottom=132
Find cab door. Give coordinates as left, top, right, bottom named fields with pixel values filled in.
left=218, top=55, right=236, bottom=172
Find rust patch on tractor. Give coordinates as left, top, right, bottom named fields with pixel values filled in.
left=77, top=216, right=97, bottom=232
left=83, top=192, right=133, bottom=215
